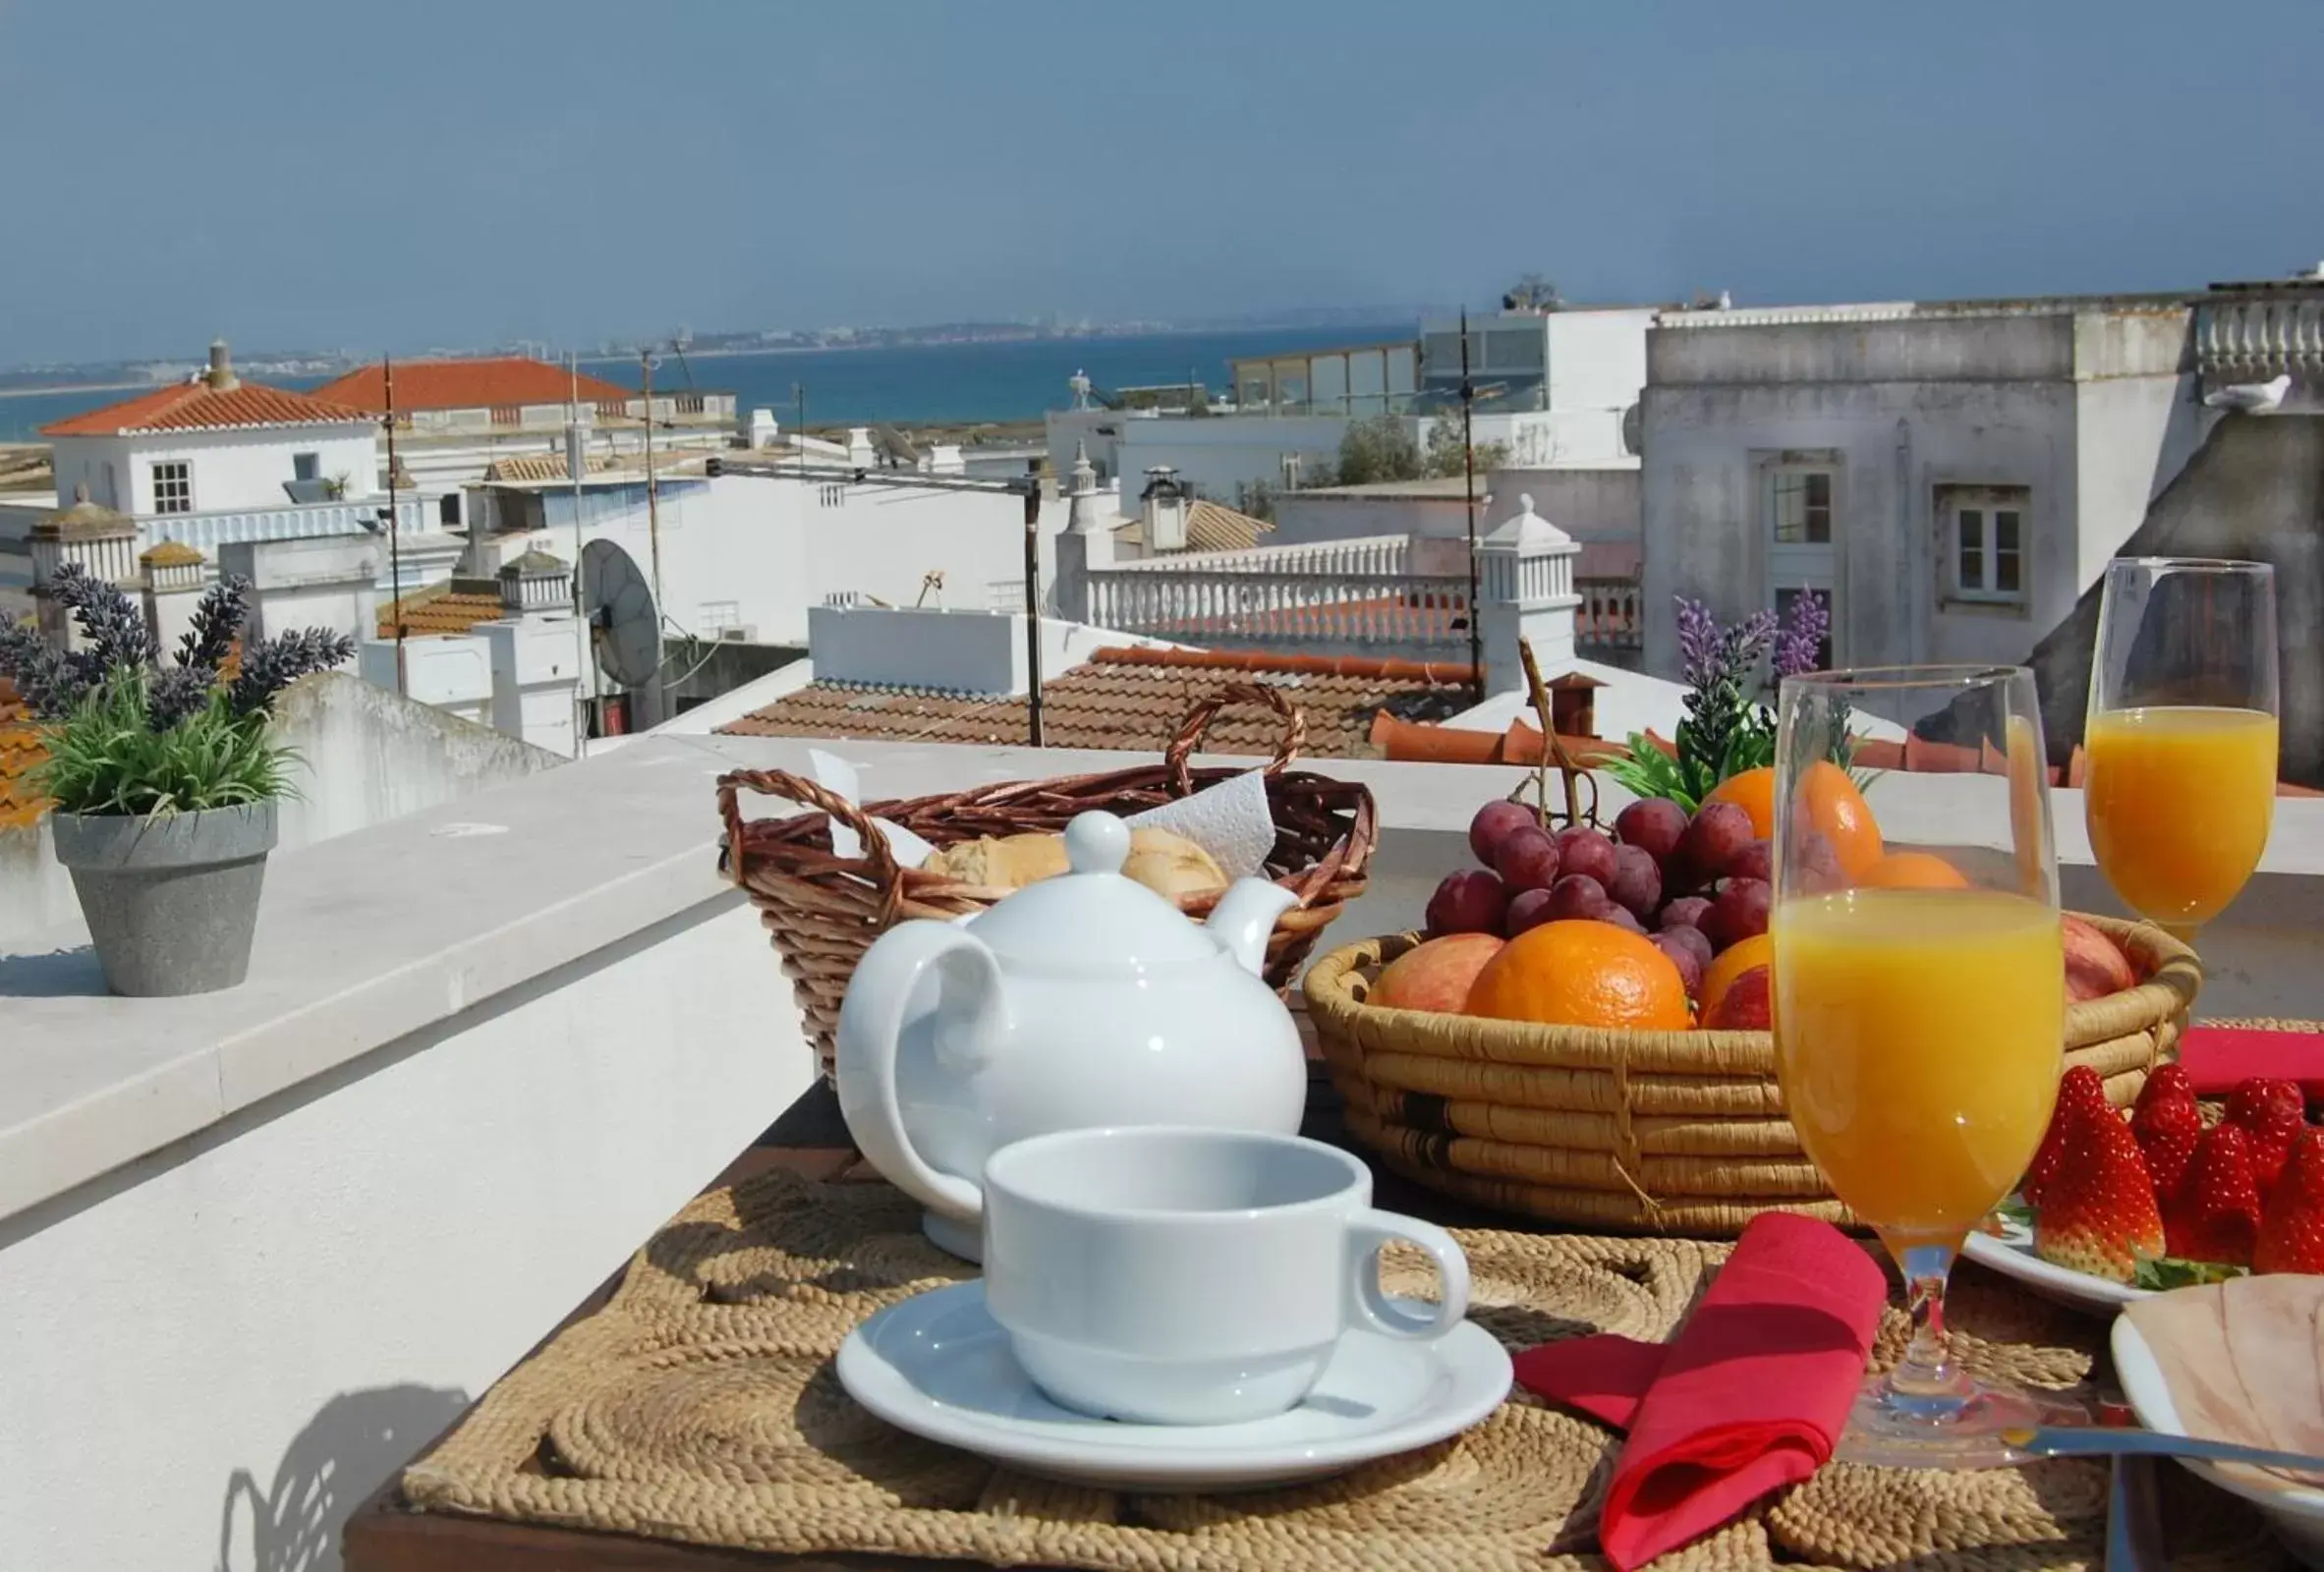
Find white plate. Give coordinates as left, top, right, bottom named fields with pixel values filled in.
left=2112, top=1316, right=2324, bottom=1567
left=835, top=1280, right=1513, bottom=1491
left=1962, top=1210, right=2148, bottom=1315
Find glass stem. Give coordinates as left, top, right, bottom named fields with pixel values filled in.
left=1885, top=1243, right=1970, bottom=1407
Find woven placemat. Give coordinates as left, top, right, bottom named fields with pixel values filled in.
left=403, top=1170, right=2289, bottom=1570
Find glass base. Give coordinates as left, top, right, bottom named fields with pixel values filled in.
left=1835, top=1371, right=2089, bottom=1469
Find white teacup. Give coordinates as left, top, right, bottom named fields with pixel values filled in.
left=980, top=1126, right=1472, bottom=1426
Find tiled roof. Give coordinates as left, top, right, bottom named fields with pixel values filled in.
left=482, top=452, right=626, bottom=483
left=378, top=586, right=508, bottom=638
left=139, top=539, right=205, bottom=568
left=0, top=678, right=46, bottom=830
left=312, top=358, right=635, bottom=415
left=41, top=379, right=374, bottom=436
left=715, top=646, right=1477, bottom=759
left=1113, top=499, right=1275, bottom=555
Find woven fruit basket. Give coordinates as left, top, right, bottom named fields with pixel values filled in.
left=719, top=682, right=1378, bottom=1084
left=1304, top=913, right=2202, bottom=1236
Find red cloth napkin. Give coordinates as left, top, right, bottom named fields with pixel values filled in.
left=2178, top=1026, right=2324, bottom=1099
left=1513, top=1212, right=1887, bottom=1571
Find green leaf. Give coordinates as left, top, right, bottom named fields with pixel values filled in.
left=30, top=670, right=299, bottom=816
left=1991, top=1196, right=2036, bottom=1229
left=2131, top=1256, right=2249, bottom=1291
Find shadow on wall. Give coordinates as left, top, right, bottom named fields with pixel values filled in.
left=218, top=1383, right=469, bottom=1572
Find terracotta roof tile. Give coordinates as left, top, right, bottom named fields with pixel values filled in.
left=378, top=586, right=508, bottom=638
left=312, top=357, right=634, bottom=415
left=0, top=678, right=47, bottom=830
left=41, top=380, right=374, bottom=436
left=714, top=646, right=1474, bottom=758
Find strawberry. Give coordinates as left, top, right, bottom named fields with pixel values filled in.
left=2133, top=1063, right=2197, bottom=1119
left=2033, top=1093, right=2164, bottom=1283
left=2226, top=1077, right=2307, bottom=1200
left=2162, top=1124, right=2262, bottom=1267
left=2130, top=1077, right=2203, bottom=1203
left=2023, top=1065, right=2112, bottom=1207
left=2255, top=1127, right=2324, bottom=1275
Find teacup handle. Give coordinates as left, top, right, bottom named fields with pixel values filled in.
left=1344, top=1209, right=1470, bottom=1341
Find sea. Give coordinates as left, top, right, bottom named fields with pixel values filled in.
left=0, top=323, right=1410, bottom=443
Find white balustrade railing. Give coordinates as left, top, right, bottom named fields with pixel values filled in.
left=2198, top=295, right=2324, bottom=383
left=1106, top=533, right=1411, bottom=578
left=1084, top=567, right=1469, bottom=650
left=144, top=498, right=428, bottom=556
left=1576, top=576, right=1643, bottom=651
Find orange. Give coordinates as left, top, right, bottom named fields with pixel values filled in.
left=1463, top=921, right=1691, bottom=1032
left=1699, top=932, right=1773, bottom=1018
left=1705, top=767, right=1776, bottom=838
left=1708, top=762, right=1883, bottom=877
left=1856, top=850, right=1970, bottom=890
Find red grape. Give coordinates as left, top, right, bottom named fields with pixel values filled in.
left=1727, top=837, right=1774, bottom=886
left=1554, top=825, right=1618, bottom=889
left=1493, top=825, right=1562, bottom=894
left=1598, top=905, right=1646, bottom=936
left=1706, top=877, right=1773, bottom=949
left=1656, top=922, right=1715, bottom=976
left=1547, top=873, right=1610, bottom=920
left=1678, top=802, right=1753, bottom=884
left=1649, top=930, right=1706, bottom=996
left=1504, top=887, right=1558, bottom=936
left=1614, top=797, right=1688, bottom=868
left=1468, top=799, right=1537, bottom=867
left=1659, top=895, right=1714, bottom=932
left=1426, top=870, right=1508, bottom=936
left=1792, top=829, right=1846, bottom=893
left=1605, top=843, right=1663, bottom=921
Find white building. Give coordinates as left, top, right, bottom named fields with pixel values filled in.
left=1638, top=295, right=2209, bottom=675
left=1418, top=306, right=1659, bottom=457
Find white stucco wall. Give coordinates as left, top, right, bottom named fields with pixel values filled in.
left=1545, top=308, right=1657, bottom=415
left=52, top=425, right=380, bottom=516
left=0, top=896, right=801, bottom=1572
left=1639, top=305, right=2197, bottom=680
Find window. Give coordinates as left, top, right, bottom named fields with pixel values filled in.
left=438, top=492, right=462, bottom=527
left=150, top=461, right=192, bottom=514
left=1943, top=485, right=2030, bottom=603
left=1769, top=470, right=1834, bottom=543
left=293, top=452, right=320, bottom=481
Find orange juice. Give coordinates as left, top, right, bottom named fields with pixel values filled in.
left=1773, top=888, right=2064, bottom=1250
left=2085, top=706, right=2275, bottom=928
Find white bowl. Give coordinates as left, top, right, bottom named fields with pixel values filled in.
left=2112, top=1315, right=2324, bottom=1566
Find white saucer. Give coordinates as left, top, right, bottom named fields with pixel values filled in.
left=1962, top=1213, right=2145, bottom=1316
left=835, top=1280, right=1513, bottom=1491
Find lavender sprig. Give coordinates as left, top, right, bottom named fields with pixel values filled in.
left=1772, top=590, right=1830, bottom=681
left=229, top=629, right=356, bottom=717
left=0, top=618, right=85, bottom=719
left=177, top=574, right=250, bottom=673
left=46, top=563, right=157, bottom=670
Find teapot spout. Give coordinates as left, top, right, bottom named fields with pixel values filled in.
left=1206, top=877, right=1300, bottom=976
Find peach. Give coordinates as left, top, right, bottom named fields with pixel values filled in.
left=2064, top=914, right=2137, bottom=1004
left=1374, top=932, right=1505, bottom=1014
left=1702, top=964, right=1772, bottom=1031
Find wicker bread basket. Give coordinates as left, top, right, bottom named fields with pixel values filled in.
left=1305, top=913, right=2202, bottom=1236
left=719, top=682, right=1378, bottom=1084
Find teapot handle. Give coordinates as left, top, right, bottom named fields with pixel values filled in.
left=833, top=921, right=1010, bottom=1226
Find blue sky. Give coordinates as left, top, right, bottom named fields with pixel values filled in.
left=1, top=0, right=2317, bottom=365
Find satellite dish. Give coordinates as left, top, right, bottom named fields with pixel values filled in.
left=874, top=423, right=922, bottom=468
left=580, top=538, right=659, bottom=688
left=1619, top=403, right=1643, bottom=457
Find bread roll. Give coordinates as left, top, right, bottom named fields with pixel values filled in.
left=1121, top=827, right=1228, bottom=901
left=923, top=831, right=1070, bottom=891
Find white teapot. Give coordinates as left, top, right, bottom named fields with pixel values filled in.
left=834, top=811, right=1309, bottom=1260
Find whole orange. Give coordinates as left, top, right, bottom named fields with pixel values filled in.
left=1699, top=932, right=1774, bottom=1018
left=1463, top=920, right=1691, bottom=1031
left=1856, top=849, right=1969, bottom=890
left=1705, top=766, right=1776, bottom=838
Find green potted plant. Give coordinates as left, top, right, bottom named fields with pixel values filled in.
left=0, top=564, right=354, bottom=995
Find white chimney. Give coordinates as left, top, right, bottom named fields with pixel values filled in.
left=207, top=338, right=238, bottom=391
left=1140, top=466, right=1187, bottom=553
left=846, top=427, right=876, bottom=470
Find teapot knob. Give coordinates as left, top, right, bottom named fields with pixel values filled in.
left=1063, top=812, right=1131, bottom=874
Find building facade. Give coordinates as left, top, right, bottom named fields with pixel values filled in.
left=1638, top=296, right=2207, bottom=677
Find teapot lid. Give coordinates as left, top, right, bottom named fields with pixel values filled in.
left=966, top=812, right=1222, bottom=969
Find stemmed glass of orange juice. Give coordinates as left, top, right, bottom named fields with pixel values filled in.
left=2084, top=558, right=2279, bottom=939
left=1774, top=666, right=2071, bottom=1467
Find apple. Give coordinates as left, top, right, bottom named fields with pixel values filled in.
left=1374, top=932, right=1505, bottom=1014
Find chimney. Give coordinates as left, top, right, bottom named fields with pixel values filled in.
left=207, top=339, right=238, bottom=391
left=1140, top=466, right=1187, bottom=553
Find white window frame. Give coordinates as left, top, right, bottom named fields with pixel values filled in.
left=1943, top=485, right=2030, bottom=605
left=150, top=460, right=193, bottom=515
left=1765, top=465, right=1835, bottom=544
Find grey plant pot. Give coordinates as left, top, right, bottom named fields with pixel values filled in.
left=49, top=802, right=279, bottom=997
